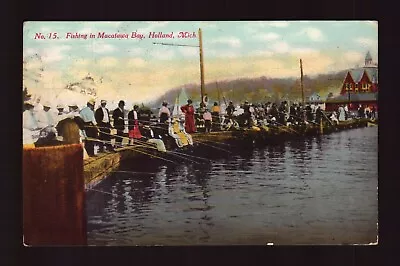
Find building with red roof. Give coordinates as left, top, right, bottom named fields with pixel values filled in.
left=325, top=51, right=378, bottom=112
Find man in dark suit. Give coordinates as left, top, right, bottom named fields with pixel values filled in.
left=112, top=100, right=125, bottom=146
left=95, top=100, right=114, bottom=152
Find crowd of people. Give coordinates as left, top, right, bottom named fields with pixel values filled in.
left=23, top=95, right=378, bottom=157
left=23, top=98, right=154, bottom=157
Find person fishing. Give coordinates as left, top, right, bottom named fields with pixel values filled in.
left=222, top=101, right=236, bottom=130
left=211, top=102, right=220, bottom=131
left=338, top=105, right=346, bottom=122
left=180, top=99, right=197, bottom=133
left=270, top=103, right=279, bottom=122
left=278, top=101, right=287, bottom=125
left=243, top=101, right=252, bottom=128
left=315, top=106, right=323, bottom=124
left=357, top=104, right=364, bottom=118
left=55, top=102, right=88, bottom=159
left=128, top=104, right=143, bottom=144
left=36, top=102, right=57, bottom=129
left=23, top=99, right=41, bottom=146
left=80, top=98, right=99, bottom=157
left=168, top=117, right=189, bottom=148
left=344, top=104, right=349, bottom=120
left=203, top=108, right=212, bottom=133
left=113, top=100, right=125, bottom=146
left=330, top=111, right=339, bottom=124
left=305, top=104, right=313, bottom=122
left=138, top=104, right=153, bottom=126
left=296, top=103, right=304, bottom=124
left=371, top=106, right=376, bottom=119
left=95, top=100, right=114, bottom=153
left=226, top=101, right=235, bottom=119
left=159, top=101, right=171, bottom=124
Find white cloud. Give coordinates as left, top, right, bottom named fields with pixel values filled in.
left=299, top=27, right=324, bottom=41
left=23, top=48, right=38, bottom=57
left=267, top=22, right=289, bottom=28
left=98, top=57, right=118, bottom=67
left=206, top=49, right=239, bottom=58
left=151, top=49, right=175, bottom=60
left=355, top=37, right=377, bottom=48
left=42, top=45, right=72, bottom=63
left=179, top=47, right=198, bottom=57
left=249, top=50, right=273, bottom=57
left=127, top=58, right=146, bottom=67
left=87, top=42, right=116, bottom=54
left=209, top=37, right=241, bottom=48
left=257, top=32, right=280, bottom=41
left=343, top=51, right=364, bottom=62
left=127, top=47, right=144, bottom=56
left=270, top=41, right=290, bottom=53
left=291, top=47, right=320, bottom=55
left=72, top=58, right=90, bottom=66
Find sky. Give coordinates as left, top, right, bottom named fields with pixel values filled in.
left=23, top=21, right=378, bottom=105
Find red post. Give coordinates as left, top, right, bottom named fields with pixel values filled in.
left=23, top=144, right=86, bottom=245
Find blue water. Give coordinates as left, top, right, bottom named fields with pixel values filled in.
left=86, top=127, right=378, bottom=245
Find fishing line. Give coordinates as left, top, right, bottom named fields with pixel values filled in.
left=85, top=138, right=180, bottom=165
left=167, top=151, right=210, bottom=162
left=87, top=188, right=123, bottom=198
left=277, top=110, right=319, bottom=125
left=194, top=139, right=232, bottom=153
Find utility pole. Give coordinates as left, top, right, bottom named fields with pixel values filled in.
left=152, top=28, right=205, bottom=105
left=199, top=28, right=205, bottom=105
left=300, top=59, right=305, bottom=106
left=216, top=81, right=221, bottom=106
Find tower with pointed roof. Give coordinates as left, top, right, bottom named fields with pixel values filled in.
left=365, top=51, right=372, bottom=66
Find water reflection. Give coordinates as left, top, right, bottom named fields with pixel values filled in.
left=87, top=127, right=378, bottom=245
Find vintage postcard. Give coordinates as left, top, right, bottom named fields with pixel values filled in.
left=22, top=21, right=378, bottom=246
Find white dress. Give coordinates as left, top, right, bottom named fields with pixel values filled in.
left=338, top=107, right=346, bottom=121
left=23, top=110, right=41, bottom=144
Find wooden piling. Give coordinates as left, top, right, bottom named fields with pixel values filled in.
left=23, top=144, right=86, bottom=245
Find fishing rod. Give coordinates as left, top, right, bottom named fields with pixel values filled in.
left=192, top=137, right=233, bottom=147
left=85, top=119, right=237, bottom=149
left=321, top=110, right=334, bottom=126
left=85, top=138, right=180, bottom=165
left=112, top=170, right=158, bottom=175
left=87, top=188, right=123, bottom=198
left=194, top=139, right=232, bottom=153
left=167, top=150, right=211, bottom=162
left=276, top=110, right=319, bottom=125
left=163, top=150, right=202, bottom=165
left=85, top=134, right=208, bottom=165
left=268, top=120, right=302, bottom=135
left=129, top=140, right=204, bottom=165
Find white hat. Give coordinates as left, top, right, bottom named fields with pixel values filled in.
left=101, top=100, right=107, bottom=104
left=68, top=102, right=78, bottom=107
left=43, top=101, right=51, bottom=108
left=56, top=104, right=65, bottom=109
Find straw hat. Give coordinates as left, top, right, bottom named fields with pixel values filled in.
left=56, top=104, right=65, bottom=109
left=88, top=98, right=96, bottom=105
